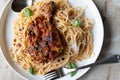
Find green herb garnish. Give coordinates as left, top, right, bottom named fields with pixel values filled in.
left=68, top=63, right=76, bottom=77
left=70, top=71, right=76, bottom=77
left=73, top=19, right=82, bottom=27
left=24, top=8, right=32, bottom=17
left=29, top=67, right=34, bottom=75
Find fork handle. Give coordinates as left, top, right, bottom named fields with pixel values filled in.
left=76, top=54, right=120, bottom=70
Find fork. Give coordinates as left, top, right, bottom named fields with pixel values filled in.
left=44, top=54, right=120, bottom=80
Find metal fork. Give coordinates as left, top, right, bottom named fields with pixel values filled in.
left=44, top=68, right=75, bottom=80
left=44, top=54, right=120, bottom=80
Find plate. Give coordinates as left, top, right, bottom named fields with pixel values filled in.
left=0, top=0, right=104, bottom=80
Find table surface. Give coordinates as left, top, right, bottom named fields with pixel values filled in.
left=0, top=0, right=120, bottom=80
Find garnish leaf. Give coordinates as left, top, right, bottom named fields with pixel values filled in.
left=68, top=62, right=76, bottom=77
left=73, top=19, right=82, bottom=27
left=24, top=8, right=32, bottom=17
left=29, top=67, right=34, bottom=75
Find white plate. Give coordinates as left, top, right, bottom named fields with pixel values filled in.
left=0, top=0, right=104, bottom=80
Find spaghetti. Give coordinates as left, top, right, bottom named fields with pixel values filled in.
left=10, top=0, right=93, bottom=75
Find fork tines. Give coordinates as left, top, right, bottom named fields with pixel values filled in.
left=44, top=69, right=63, bottom=80
left=44, top=70, right=57, bottom=80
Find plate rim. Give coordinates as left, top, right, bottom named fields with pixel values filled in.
left=0, top=0, right=104, bottom=80
left=0, top=0, right=29, bottom=80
